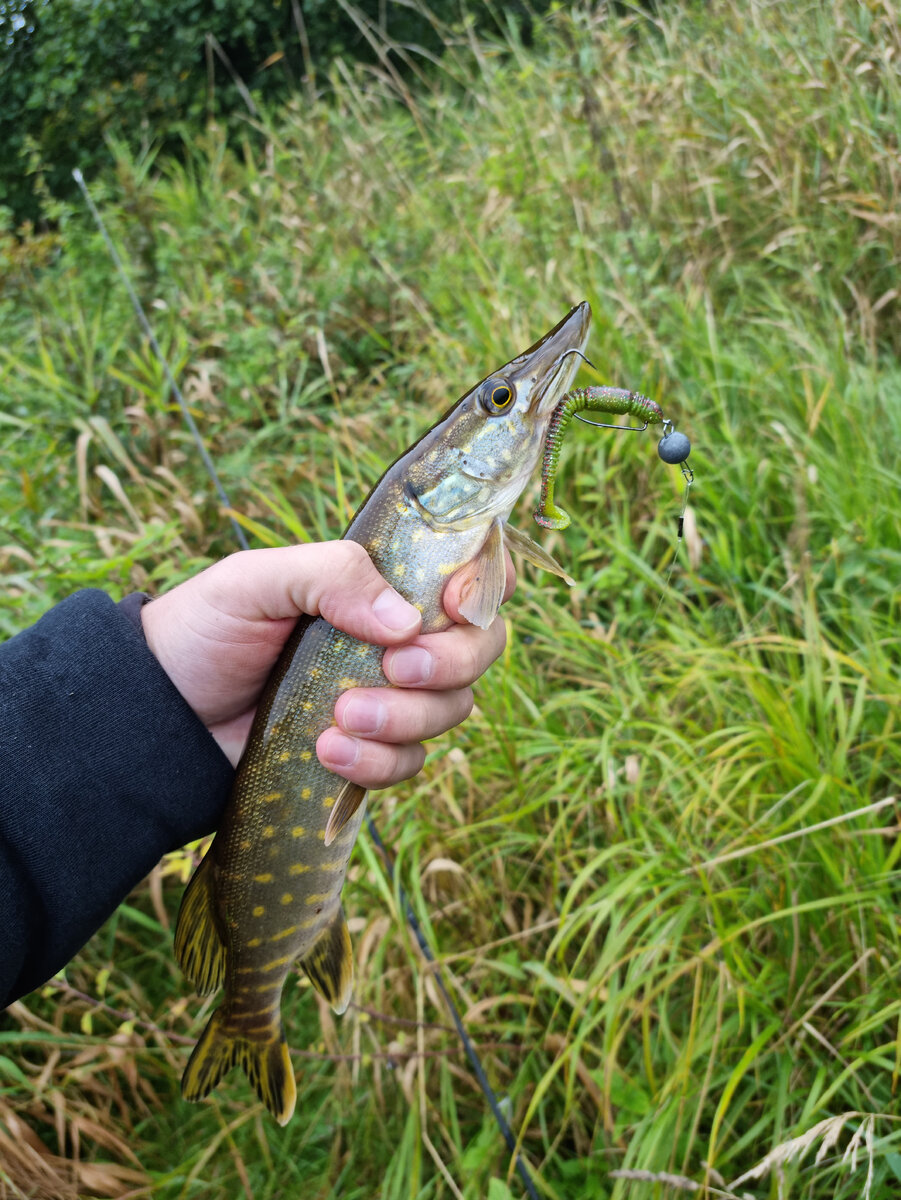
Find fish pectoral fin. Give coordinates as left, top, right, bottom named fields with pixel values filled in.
left=300, top=905, right=354, bottom=1015
left=174, top=853, right=226, bottom=996
left=503, top=523, right=575, bottom=586
left=456, top=517, right=507, bottom=629
left=324, top=778, right=367, bottom=846
left=182, top=1008, right=297, bottom=1126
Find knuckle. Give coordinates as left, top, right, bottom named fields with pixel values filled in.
left=457, top=687, right=474, bottom=722
left=465, top=636, right=484, bottom=683
left=374, top=741, right=423, bottom=788
left=330, top=540, right=372, bottom=577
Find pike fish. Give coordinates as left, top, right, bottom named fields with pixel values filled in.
left=176, top=302, right=592, bottom=1123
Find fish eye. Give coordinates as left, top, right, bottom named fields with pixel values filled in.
left=481, top=379, right=514, bottom=414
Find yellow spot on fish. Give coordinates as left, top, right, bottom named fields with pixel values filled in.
left=395, top=502, right=406, bottom=514
left=240, top=838, right=251, bottom=851
left=271, top=925, right=298, bottom=942
left=247, top=937, right=262, bottom=948
left=278, top=751, right=292, bottom=763
left=333, top=638, right=345, bottom=652
left=299, top=915, right=318, bottom=930
left=256, top=982, right=281, bottom=993
left=310, top=667, right=321, bottom=679
left=338, top=677, right=358, bottom=689
left=305, top=892, right=331, bottom=905
left=281, top=892, right=293, bottom=905
left=254, top=873, right=274, bottom=884
left=301, top=787, right=312, bottom=799
left=262, top=953, right=293, bottom=972
left=300, top=750, right=312, bottom=762
left=289, top=862, right=310, bottom=875
left=261, top=791, right=282, bottom=803
left=323, top=795, right=336, bottom=808
left=263, top=825, right=275, bottom=838
left=438, top=562, right=457, bottom=575
left=320, top=859, right=345, bottom=872
left=356, top=645, right=369, bottom=658
left=253, top=905, right=265, bottom=918
left=291, top=825, right=306, bottom=838
left=393, top=563, right=406, bottom=578
left=302, top=701, right=313, bottom=712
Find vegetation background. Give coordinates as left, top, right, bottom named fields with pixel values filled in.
left=2, top=0, right=900, bottom=1197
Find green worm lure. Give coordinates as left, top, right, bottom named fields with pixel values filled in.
left=534, top=386, right=665, bottom=529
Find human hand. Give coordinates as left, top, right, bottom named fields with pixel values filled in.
left=140, top=542, right=514, bottom=786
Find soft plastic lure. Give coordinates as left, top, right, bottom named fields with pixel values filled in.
left=534, top=386, right=665, bottom=529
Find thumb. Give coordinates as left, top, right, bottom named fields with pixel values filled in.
left=202, top=542, right=422, bottom=645
left=299, top=541, right=422, bottom=644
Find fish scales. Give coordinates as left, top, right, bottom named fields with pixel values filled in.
left=176, top=302, right=594, bottom=1123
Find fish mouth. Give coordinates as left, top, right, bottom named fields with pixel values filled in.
left=506, top=302, right=592, bottom=417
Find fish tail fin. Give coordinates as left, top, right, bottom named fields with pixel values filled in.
left=300, top=904, right=354, bottom=1014
left=175, top=853, right=226, bottom=995
left=182, top=1008, right=297, bottom=1126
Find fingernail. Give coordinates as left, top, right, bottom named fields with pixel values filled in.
left=340, top=694, right=386, bottom=735
left=386, top=646, right=433, bottom=686
left=372, top=587, right=420, bottom=632
left=320, top=732, right=360, bottom=769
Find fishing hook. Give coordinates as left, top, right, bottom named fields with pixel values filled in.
left=573, top=412, right=650, bottom=432
left=554, top=350, right=651, bottom=431
left=554, top=347, right=599, bottom=371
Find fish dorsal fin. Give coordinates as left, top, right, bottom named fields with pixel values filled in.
left=457, top=518, right=507, bottom=629
left=174, top=853, right=226, bottom=996
left=503, top=523, right=575, bottom=586
left=324, top=777, right=367, bottom=847
left=300, top=905, right=354, bottom=1014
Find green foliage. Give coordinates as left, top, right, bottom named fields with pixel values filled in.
left=0, top=0, right=543, bottom=225
left=2, top=0, right=901, bottom=1197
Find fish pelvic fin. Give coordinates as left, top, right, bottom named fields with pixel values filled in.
left=324, top=778, right=367, bottom=846
left=182, top=1008, right=297, bottom=1126
left=300, top=905, right=354, bottom=1015
left=503, top=522, right=575, bottom=586
left=457, top=518, right=507, bottom=629
left=175, top=853, right=226, bottom=995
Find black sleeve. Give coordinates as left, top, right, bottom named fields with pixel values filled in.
left=0, top=589, right=235, bottom=1005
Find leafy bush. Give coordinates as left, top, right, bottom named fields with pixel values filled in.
left=0, top=0, right=541, bottom=226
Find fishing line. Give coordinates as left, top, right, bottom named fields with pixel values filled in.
left=650, top=421, right=694, bottom=627
left=365, top=819, right=541, bottom=1200
left=74, top=169, right=540, bottom=1197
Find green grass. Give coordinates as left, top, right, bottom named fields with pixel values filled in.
left=2, top=1, right=901, bottom=1196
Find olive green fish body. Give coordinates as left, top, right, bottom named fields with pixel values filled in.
left=177, top=303, right=593, bottom=1123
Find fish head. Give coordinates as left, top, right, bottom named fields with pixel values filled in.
left=402, top=302, right=592, bottom=530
